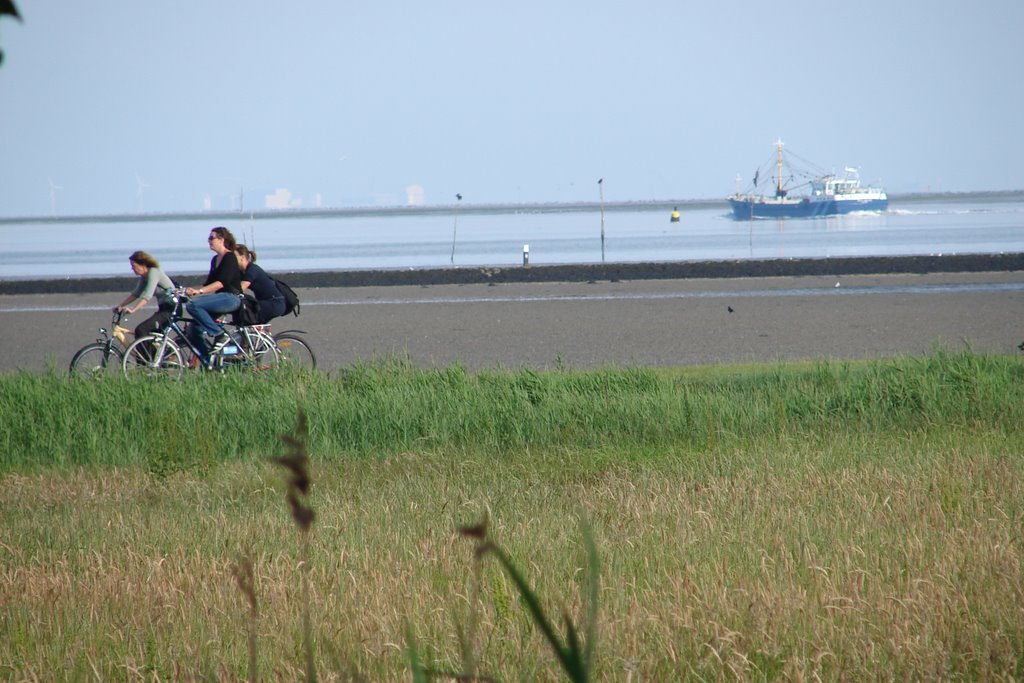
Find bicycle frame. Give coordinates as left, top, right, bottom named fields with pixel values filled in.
left=155, top=316, right=206, bottom=364
left=221, top=322, right=279, bottom=370
left=101, top=309, right=128, bottom=345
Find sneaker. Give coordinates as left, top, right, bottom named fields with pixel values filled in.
left=210, top=333, right=231, bottom=353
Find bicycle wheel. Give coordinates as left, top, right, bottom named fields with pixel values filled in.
left=274, top=332, right=317, bottom=370
left=123, top=334, right=186, bottom=379
left=69, top=342, right=124, bottom=378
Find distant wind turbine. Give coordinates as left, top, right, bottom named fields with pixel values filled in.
left=220, top=177, right=244, bottom=212
left=229, top=187, right=245, bottom=212
left=48, top=177, right=63, bottom=216
left=135, top=174, right=151, bottom=213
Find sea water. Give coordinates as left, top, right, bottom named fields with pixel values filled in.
left=1, top=197, right=1022, bottom=279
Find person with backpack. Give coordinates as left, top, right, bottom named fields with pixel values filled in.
left=114, top=250, right=176, bottom=339
left=233, top=244, right=285, bottom=324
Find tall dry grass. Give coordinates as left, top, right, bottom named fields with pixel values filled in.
left=1, top=431, right=1021, bottom=679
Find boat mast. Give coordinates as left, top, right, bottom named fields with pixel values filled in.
left=775, top=139, right=784, bottom=197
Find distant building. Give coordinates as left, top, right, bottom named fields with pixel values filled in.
left=405, top=184, right=425, bottom=206
left=266, top=188, right=302, bottom=209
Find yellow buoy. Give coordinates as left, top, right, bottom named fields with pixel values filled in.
left=670, top=208, right=680, bottom=223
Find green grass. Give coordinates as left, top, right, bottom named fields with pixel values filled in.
left=2, top=347, right=1022, bottom=471
left=1, top=349, right=1023, bottom=679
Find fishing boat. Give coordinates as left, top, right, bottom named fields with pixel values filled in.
left=728, top=140, right=888, bottom=219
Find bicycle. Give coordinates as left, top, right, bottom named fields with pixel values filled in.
left=121, top=289, right=281, bottom=378
left=69, top=310, right=129, bottom=377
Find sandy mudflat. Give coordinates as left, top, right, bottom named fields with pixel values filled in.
left=2, top=262, right=1022, bottom=372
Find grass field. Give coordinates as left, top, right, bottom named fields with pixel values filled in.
left=1, top=349, right=1022, bottom=680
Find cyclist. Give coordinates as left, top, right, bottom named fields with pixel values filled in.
left=184, top=226, right=242, bottom=363
left=114, top=251, right=176, bottom=339
left=235, top=244, right=286, bottom=324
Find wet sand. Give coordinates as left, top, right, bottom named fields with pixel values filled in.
left=2, top=265, right=1022, bottom=373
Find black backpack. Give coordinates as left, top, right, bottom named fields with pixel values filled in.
left=274, top=277, right=300, bottom=316
left=233, top=296, right=261, bottom=326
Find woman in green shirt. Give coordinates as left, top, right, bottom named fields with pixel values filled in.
left=115, top=250, right=176, bottom=339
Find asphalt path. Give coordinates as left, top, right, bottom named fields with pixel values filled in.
left=2, top=271, right=1022, bottom=373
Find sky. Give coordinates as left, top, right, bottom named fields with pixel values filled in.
left=1, top=0, right=1023, bottom=217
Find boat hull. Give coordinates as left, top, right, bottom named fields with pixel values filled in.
left=728, top=196, right=889, bottom=219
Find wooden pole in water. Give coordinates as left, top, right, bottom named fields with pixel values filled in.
left=598, top=178, right=605, bottom=263
left=450, top=193, right=462, bottom=264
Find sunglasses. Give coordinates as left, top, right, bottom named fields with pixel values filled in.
left=208, top=235, right=221, bottom=242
